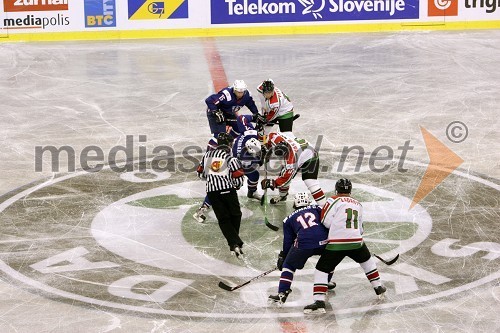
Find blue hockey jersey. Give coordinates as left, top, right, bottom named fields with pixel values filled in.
left=205, top=87, right=259, bottom=116
left=282, top=205, right=329, bottom=255
left=232, top=117, right=261, bottom=171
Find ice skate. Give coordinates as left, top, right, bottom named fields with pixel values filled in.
left=230, top=245, right=244, bottom=258
left=247, top=190, right=263, bottom=201
left=268, top=289, right=292, bottom=307
left=303, top=300, right=326, bottom=314
left=193, top=206, right=208, bottom=223
left=270, top=195, right=287, bottom=204
left=374, top=285, right=386, bottom=299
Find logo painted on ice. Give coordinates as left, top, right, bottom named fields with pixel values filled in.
left=0, top=153, right=499, bottom=319
left=212, top=0, right=419, bottom=24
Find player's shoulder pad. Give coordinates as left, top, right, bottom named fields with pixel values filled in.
left=256, top=84, right=263, bottom=94
left=221, top=88, right=232, bottom=102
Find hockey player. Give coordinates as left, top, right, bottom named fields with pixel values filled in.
left=303, top=179, right=386, bottom=314
left=193, top=115, right=264, bottom=222
left=256, top=79, right=295, bottom=133
left=259, top=132, right=326, bottom=206
left=205, top=80, right=262, bottom=137
left=268, top=192, right=335, bottom=307
left=196, top=132, right=245, bottom=257
left=232, top=115, right=264, bottom=200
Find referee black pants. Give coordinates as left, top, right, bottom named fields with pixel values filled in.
left=207, top=189, right=243, bottom=250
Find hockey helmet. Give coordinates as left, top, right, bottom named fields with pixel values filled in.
left=273, top=141, right=289, bottom=157
left=293, top=192, right=311, bottom=209
left=335, top=178, right=352, bottom=194
left=245, top=137, right=261, bottom=156
left=233, top=80, right=247, bottom=93
left=261, top=79, right=274, bottom=93
left=217, top=132, right=234, bottom=147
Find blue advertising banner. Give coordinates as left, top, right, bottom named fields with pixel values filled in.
left=211, top=0, right=419, bottom=24
left=84, top=0, right=116, bottom=28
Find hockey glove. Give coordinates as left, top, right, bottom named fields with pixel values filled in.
left=253, top=113, right=267, bottom=125
left=214, top=110, right=225, bottom=124
left=196, top=165, right=205, bottom=179
left=277, top=250, right=285, bottom=271
left=259, top=146, right=269, bottom=166
left=261, top=178, right=276, bottom=190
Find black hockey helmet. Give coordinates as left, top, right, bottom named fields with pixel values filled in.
left=217, top=132, right=234, bottom=147
left=273, top=141, right=289, bottom=157
left=335, top=178, right=352, bottom=194
left=261, top=79, right=274, bottom=93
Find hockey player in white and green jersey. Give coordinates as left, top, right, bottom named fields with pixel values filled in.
left=256, top=79, right=295, bottom=134
left=303, top=179, right=386, bottom=314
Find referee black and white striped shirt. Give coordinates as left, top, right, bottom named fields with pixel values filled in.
left=197, top=147, right=245, bottom=193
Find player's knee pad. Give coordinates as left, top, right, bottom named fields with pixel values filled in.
left=246, top=169, right=259, bottom=183
left=315, top=256, right=333, bottom=274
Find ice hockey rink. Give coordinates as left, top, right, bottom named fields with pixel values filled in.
left=0, top=30, right=499, bottom=333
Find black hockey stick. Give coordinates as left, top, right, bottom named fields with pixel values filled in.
left=374, top=253, right=399, bottom=266
left=218, top=267, right=278, bottom=291
left=265, top=215, right=279, bottom=231
left=226, top=114, right=300, bottom=128
left=259, top=156, right=279, bottom=231
left=266, top=113, right=301, bottom=127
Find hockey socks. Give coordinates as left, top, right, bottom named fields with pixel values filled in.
left=278, top=268, right=294, bottom=293
left=304, top=179, right=326, bottom=206
left=360, top=257, right=382, bottom=288
left=312, top=269, right=329, bottom=302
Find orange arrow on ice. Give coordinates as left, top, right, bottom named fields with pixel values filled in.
left=410, top=126, right=464, bottom=209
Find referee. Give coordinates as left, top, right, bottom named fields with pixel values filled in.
left=197, top=132, right=246, bottom=257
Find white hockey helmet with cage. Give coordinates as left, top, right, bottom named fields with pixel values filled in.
left=233, top=80, right=247, bottom=92
left=293, top=192, right=311, bottom=208
left=245, top=137, right=261, bottom=156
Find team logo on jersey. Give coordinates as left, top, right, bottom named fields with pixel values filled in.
left=0, top=150, right=498, bottom=319
left=428, top=0, right=458, bottom=16
left=210, top=160, right=223, bottom=171
left=127, top=0, right=188, bottom=20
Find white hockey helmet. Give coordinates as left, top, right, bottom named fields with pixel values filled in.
left=233, top=80, right=247, bottom=93
left=293, top=192, right=311, bottom=209
left=245, top=137, right=261, bottom=156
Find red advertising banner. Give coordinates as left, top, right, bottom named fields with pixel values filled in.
left=428, top=0, right=458, bottom=16
left=3, top=0, right=68, bottom=12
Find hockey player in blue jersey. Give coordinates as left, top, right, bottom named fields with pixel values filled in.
left=205, top=80, right=264, bottom=137
left=193, top=115, right=265, bottom=222
left=231, top=114, right=264, bottom=200
left=268, top=192, right=335, bottom=307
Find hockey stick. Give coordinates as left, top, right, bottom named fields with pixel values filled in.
left=259, top=154, right=279, bottom=231
left=266, top=113, right=301, bottom=127
left=265, top=212, right=279, bottom=231
left=374, top=253, right=399, bottom=266
left=218, top=267, right=278, bottom=291
left=226, top=114, right=300, bottom=127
